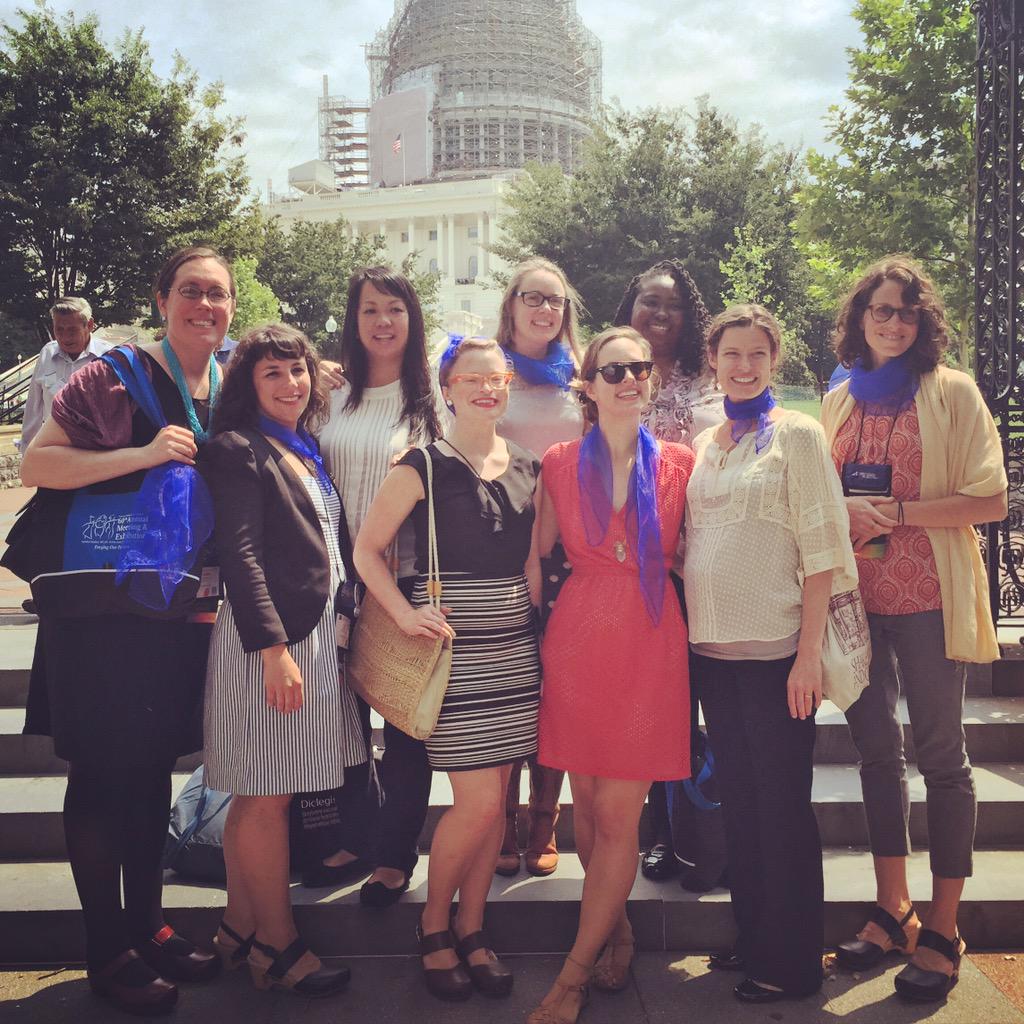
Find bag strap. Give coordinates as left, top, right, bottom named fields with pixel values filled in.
left=424, top=446, right=442, bottom=608
left=101, top=346, right=167, bottom=429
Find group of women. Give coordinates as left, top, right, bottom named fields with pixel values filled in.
left=20, top=243, right=1006, bottom=1020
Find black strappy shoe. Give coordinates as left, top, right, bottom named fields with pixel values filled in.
left=212, top=919, right=254, bottom=971
left=247, top=938, right=351, bottom=998
left=894, top=929, right=965, bottom=1002
left=836, top=904, right=918, bottom=969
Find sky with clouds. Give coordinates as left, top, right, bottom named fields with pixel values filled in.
left=3, top=0, right=863, bottom=199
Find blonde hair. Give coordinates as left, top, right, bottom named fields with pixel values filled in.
left=497, top=257, right=584, bottom=364
left=437, top=337, right=509, bottom=387
left=574, top=326, right=652, bottom=424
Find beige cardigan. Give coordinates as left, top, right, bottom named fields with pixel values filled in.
left=821, top=366, right=1006, bottom=663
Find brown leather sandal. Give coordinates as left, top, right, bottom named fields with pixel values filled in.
left=591, top=938, right=634, bottom=992
left=454, top=928, right=513, bottom=997
left=527, top=955, right=591, bottom=1024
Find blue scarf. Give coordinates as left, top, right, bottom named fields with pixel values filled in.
left=848, top=352, right=918, bottom=413
left=723, top=387, right=776, bottom=453
left=578, top=424, right=665, bottom=625
left=507, top=341, right=574, bottom=390
left=258, top=414, right=333, bottom=495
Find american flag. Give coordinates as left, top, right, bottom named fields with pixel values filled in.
left=392, top=134, right=402, bottom=154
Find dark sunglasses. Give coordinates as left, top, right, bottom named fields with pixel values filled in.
left=589, top=361, right=653, bottom=384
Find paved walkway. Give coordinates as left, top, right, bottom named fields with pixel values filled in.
left=0, top=485, right=31, bottom=613
left=1, top=953, right=1022, bottom=1023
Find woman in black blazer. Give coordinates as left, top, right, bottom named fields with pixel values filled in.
left=201, top=324, right=364, bottom=999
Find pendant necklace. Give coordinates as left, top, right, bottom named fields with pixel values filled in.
left=161, top=338, right=219, bottom=444
left=611, top=454, right=634, bottom=563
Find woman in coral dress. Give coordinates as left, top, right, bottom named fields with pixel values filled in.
left=530, top=326, right=693, bottom=1024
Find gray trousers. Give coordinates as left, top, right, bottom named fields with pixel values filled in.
left=844, top=609, right=975, bottom=878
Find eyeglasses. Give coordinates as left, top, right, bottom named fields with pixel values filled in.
left=515, top=290, right=569, bottom=310
left=447, top=371, right=515, bottom=390
left=176, top=285, right=233, bottom=305
left=588, top=361, right=654, bottom=384
left=867, top=303, right=920, bottom=325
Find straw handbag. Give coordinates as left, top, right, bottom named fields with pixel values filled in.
left=821, top=589, right=871, bottom=712
left=348, top=448, right=452, bottom=739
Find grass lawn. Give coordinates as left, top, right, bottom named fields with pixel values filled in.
left=778, top=397, right=823, bottom=421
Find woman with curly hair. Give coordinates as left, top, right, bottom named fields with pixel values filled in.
left=202, top=324, right=362, bottom=999
left=612, top=260, right=724, bottom=889
left=823, top=256, right=1007, bottom=1002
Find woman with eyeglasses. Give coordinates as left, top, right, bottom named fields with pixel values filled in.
left=613, top=259, right=725, bottom=890
left=20, top=246, right=231, bottom=1015
left=492, top=257, right=585, bottom=881
left=822, top=257, right=1006, bottom=1002
left=355, top=337, right=541, bottom=1002
left=684, top=304, right=858, bottom=1005
left=300, top=267, right=446, bottom=905
left=528, top=326, right=694, bottom=1024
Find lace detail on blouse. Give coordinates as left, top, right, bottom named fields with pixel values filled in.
left=641, top=367, right=725, bottom=445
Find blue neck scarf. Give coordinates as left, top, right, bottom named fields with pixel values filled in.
left=848, top=352, right=918, bottom=413
left=258, top=414, right=333, bottom=495
left=723, top=387, right=776, bottom=453
left=577, top=424, right=665, bottom=625
left=507, top=341, right=574, bottom=390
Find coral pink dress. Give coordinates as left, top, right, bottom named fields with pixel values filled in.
left=538, top=438, right=693, bottom=780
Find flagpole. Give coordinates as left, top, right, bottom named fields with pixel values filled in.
left=403, top=145, right=407, bottom=187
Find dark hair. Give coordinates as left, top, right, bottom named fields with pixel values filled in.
left=612, top=259, right=711, bottom=378
left=833, top=255, right=948, bottom=373
left=573, top=326, right=652, bottom=425
left=153, top=245, right=236, bottom=299
left=706, top=304, right=783, bottom=359
left=339, top=267, right=441, bottom=441
left=496, top=256, right=584, bottom=364
left=213, top=324, right=328, bottom=436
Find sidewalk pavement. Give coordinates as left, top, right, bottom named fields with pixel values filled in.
left=0, top=485, right=31, bottom=612
left=1, top=953, right=1022, bottom=1023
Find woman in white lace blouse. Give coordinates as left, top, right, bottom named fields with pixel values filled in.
left=683, top=304, right=857, bottom=1005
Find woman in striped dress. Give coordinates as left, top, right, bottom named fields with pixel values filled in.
left=202, top=325, right=363, bottom=999
left=356, top=337, right=541, bottom=1002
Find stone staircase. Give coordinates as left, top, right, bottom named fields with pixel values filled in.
left=1, top=621, right=1022, bottom=966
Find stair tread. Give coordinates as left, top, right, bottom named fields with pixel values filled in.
left=0, top=848, right=1021, bottom=913
left=1, top=762, right=1023, bottom=814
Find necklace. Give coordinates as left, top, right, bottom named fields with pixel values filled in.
left=442, top=438, right=496, bottom=481
left=161, top=338, right=219, bottom=443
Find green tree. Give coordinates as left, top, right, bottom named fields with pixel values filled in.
left=492, top=102, right=810, bottom=332
left=257, top=217, right=440, bottom=354
left=230, top=257, right=280, bottom=336
left=795, top=0, right=975, bottom=364
left=0, top=7, right=250, bottom=338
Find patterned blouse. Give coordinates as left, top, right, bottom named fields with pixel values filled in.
left=832, top=401, right=942, bottom=615
left=641, top=366, right=725, bottom=445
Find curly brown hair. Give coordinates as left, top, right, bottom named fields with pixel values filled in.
left=833, top=255, right=949, bottom=373
left=612, top=259, right=711, bottom=378
left=213, top=324, right=328, bottom=437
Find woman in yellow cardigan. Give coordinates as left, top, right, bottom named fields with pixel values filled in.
left=821, top=256, right=1007, bottom=1003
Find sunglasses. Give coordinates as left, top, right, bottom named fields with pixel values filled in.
left=588, top=361, right=653, bottom=384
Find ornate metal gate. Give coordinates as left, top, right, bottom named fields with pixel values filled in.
left=974, top=0, right=1024, bottom=623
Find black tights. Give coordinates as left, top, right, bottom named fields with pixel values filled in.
left=63, top=759, right=175, bottom=971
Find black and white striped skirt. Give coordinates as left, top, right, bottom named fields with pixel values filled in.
left=412, top=572, right=540, bottom=772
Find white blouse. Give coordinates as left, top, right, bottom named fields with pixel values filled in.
left=683, top=411, right=857, bottom=646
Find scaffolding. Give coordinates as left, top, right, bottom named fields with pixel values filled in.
left=365, top=0, right=601, bottom=179
left=318, top=75, right=370, bottom=188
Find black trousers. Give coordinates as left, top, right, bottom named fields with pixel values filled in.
left=693, top=652, right=823, bottom=994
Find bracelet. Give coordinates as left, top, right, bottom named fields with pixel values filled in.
left=897, top=500, right=905, bottom=527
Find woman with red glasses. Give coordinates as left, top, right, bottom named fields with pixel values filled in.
left=528, top=326, right=694, bottom=1024
left=823, top=256, right=1006, bottom=1002
left=355, top=337, right=541, bottom=1003
left=492, top=257, right=586, bottom=881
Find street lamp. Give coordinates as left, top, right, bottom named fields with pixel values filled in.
left=325, top=315, right=338, bottom=337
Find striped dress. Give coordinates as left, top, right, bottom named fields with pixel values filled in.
left=203, top=479, right=365, bottom=795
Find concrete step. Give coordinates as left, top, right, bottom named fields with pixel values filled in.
left=995, top=647, right=1024, bottom=696
left=2, top=764, right=1023, bottom=860
left=1, top=848, right=1021, bottom=964
left=4, top=699, right=1023, bottom=772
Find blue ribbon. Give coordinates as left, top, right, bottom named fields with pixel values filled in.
left=507, top=341, right=574, bottom=390
left=723, top=387, right=776, bottom=453
left=257, top=414, right=334, bottom=496
left=577, top=424, right=665, bottom=625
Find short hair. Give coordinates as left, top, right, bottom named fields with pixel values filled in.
left=153, top=245, right=236, bottom=300
left=706, top=304, right=783, bottom=360
left=438, top=337, right=509, bottom=388
left=213, top=323, right=328, bottom=436
left=833, top=255, right=948, bottom=373
left=612, top=259, right=711, bottom=378
left=496, top=257, right=584, bottom=364
left=574, top=326, right=652, bottom=425
left=339, top=266, right=441, bottom=441
left=50, top=297, right=93, bottom=323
